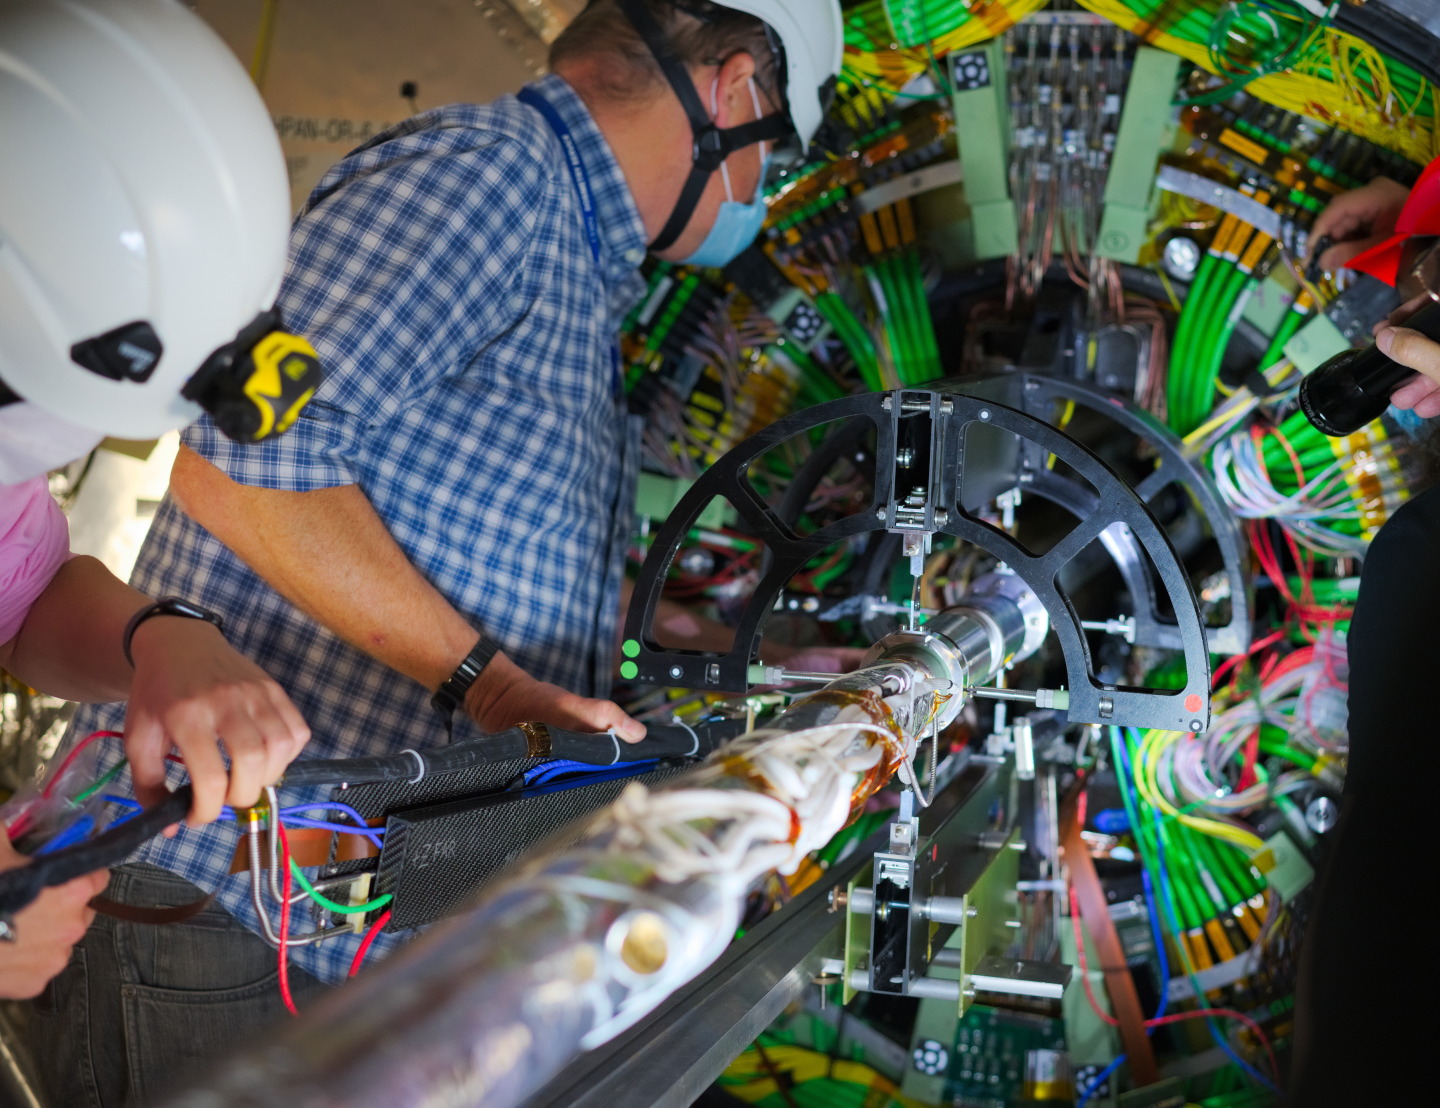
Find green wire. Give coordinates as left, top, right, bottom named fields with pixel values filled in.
left=74, top=761, right=126, bottom=805
left=815, top=292, right=882, bottom=391
left=288, top=857, right=394, bottom=915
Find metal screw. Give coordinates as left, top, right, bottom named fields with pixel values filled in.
left=1190, top=719, right=1203, bottom=732
left=979, top=409, right=991, bottom=421
left=827, top=888, right=849, bottom=913
left=669, top=666, right=683, bottom=679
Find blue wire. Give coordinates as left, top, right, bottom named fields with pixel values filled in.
left=283, top=816, right=385, bottom=848
left=278, top=801, right=375, bottom=831
left=1076, top=1053, right=1126, bottom=1108
left=215, top=804, right=385, bottom=850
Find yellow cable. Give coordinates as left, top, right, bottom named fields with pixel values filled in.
left=249, top=0, right=281, bottom=91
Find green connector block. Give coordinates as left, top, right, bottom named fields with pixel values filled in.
left=1097, top=46, right=1182, bottom=263
left=636, top=472, right=734, bottom=530
left=949, top=39, right=1016, bottom=262
left=968, top=198, right=1018, bottom=261
left=1241, top=274, right=1296, bottom=336
left=1284, top=312, right=1350, bottom=374
left=1095, top=204, right=1151, bottom=264
left=1249, top=830, right=1315, bottom=902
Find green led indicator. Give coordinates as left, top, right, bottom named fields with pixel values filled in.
left=620, top=660, right=639, bottom=680
left=622, top=639, right=641, bottom=659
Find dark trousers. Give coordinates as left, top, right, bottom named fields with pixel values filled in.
left=24, top=863, right=327, bottom=1108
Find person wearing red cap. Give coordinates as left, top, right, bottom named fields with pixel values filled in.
left=1310, top=161, right=1440, bottom=414
left=1287, top=166, right=1440, bottom=1108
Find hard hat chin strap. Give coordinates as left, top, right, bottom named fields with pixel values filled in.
left=614, top=0, right=789, bottom=253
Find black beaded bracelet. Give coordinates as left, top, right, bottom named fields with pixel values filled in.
left=122, top=597, right=225, bottom=667
left=430, top=636, right=501, bottom=722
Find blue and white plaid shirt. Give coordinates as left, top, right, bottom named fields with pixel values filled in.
left=66, top=74, right=648, bottom=984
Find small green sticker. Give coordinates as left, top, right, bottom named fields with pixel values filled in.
left=622, top=639, right=641, bottom=659
left=620, top=661, right=639, bottom=680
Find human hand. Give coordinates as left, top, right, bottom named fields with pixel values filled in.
left=0, top=835, right=107, bottom=999
left=1308, top=176, right=1410, bottom=273
left=1377, top=295, right=1440, bottom=416
left=125, top=616, right=311, bottom=827
left=465, top=650, right=646, bottom=742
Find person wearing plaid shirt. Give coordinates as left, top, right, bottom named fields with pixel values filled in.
left=26, top=1, right=846, bottom=1102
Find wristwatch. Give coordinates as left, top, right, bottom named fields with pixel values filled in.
left=122, top=597, right=226, bottom=667
left=430, top=636, right=502, bottom=722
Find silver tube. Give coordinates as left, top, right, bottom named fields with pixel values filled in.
left=165, top=582, right=1046, bottom=1108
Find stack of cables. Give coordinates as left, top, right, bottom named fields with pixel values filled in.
left=1074, top=0, right=1440, bottom=165
left=1210, top=407, right=1410, bottom=556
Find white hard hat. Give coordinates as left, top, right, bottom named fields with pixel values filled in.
left=0, top=0, right=320, bottom=445
left=711, top=0, right=842, bottom=153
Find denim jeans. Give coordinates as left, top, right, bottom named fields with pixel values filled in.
left=24, top=863, right=328, bottom=1108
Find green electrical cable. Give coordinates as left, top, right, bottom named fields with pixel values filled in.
left=816, top=292, right=882, bottom=390
left=1168, top=251, right=1220, bottom=430
left=288, top=858, right=394, bottom=914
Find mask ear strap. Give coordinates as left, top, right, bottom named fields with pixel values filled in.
left=615, top=0, right=789, bottom=252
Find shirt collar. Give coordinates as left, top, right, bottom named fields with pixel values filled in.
left=522, top=74, right=649, bottom=283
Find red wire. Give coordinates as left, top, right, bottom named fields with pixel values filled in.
left=1147, top=1009, right=1282, bottom=1084
left=41, top=730, right=123, bottom=798
left=1211, top=628, right=1286, bottom=690
left=9, top=730, right=126, bottom=841
left=1067, top=889, right=1281, bottom=1084
left=276, top=819, right=299, bottom=1017
left=348, top=909, right=393, bottom=978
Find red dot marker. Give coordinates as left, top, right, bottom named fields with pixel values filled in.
left=1184, top=693, right=1202, bottom=713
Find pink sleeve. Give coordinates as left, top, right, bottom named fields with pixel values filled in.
left=0, top=477, right=72, bottom=645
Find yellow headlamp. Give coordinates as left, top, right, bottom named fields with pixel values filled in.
left=183, top=308, right=323, bottom=444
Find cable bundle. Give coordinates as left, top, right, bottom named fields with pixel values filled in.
left=1076, top=0, right=1440, bottom=163
left=1210, top=409, right=1409, bottom=555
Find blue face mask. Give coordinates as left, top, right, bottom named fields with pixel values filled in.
left=681, top=79, right=769, bottom=269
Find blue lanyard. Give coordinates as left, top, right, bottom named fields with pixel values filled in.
left=518, top=87, right=623, bottom=395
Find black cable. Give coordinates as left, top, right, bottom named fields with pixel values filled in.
left=277, top=719, right=745, bottom=788
left=0, top=785, right=192, bottom=918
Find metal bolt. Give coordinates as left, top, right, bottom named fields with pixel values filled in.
left=979, top=409, right=991, bottom=421
left=897, top=447, right=915, bottom=467
left=966, top=906, right=979, bottom=919
left=827, top=888, right=849, bottom=913
left=881, top=395, right=893, bottom=410
left=669, top=666, right=683, bottom=679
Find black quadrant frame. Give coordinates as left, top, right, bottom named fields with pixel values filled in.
left=623, top=389, right=1211, bottom=732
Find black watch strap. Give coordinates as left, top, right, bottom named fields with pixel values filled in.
left=122, top=597, right=225, bottom=667
left=431, top=636, right=501, bottom=727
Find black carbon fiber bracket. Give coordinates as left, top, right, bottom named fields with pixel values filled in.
left=622, top=389, right=1211, bottom=732
left=959, top=373, right=1252, bottom=656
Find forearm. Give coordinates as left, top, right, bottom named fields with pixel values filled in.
left=0, top=556, right=150, bottom=702
left=170, top=444, right=479, bottom=691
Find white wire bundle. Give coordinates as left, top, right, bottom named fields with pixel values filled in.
left=1210, top=432, right=1368, bottom=557
left=1156, top=642, right=1347, bottom=819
